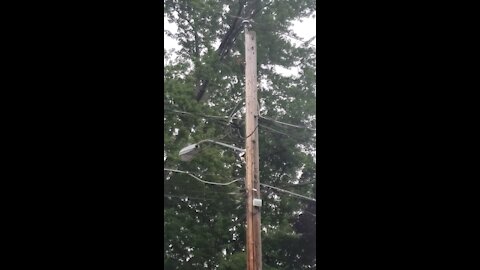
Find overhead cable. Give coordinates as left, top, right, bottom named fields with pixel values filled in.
left=259, top=115, right=316, bottom=131
left=164, top=108, right=239, bottom=121
left=260, top=183, right=316, bottom=202
left=164, top=169, right=316, bottom=202
left=164, top=168, right=243, bottom=186
left=164, top=194, right=215, bottom=201
left=259, top=123, right=292, bottom=137
left=166, top=108, right=315, bottom=131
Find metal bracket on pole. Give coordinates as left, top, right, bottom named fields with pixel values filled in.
left=242, top=19, right=252, bottom=29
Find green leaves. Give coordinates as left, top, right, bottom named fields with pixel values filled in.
left=165, top=0, right=316, bottom=268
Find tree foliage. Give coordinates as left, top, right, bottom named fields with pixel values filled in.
left=164, top=0, right=316, bottom=269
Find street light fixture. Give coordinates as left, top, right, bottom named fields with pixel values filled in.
left=178, top=139, right=245, bottom=161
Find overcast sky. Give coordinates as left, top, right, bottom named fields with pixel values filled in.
left=164, top=14, right=316, bottom=53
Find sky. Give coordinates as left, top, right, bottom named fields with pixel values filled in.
left=164, top=14, right=316, bottom=56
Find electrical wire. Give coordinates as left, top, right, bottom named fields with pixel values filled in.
left=259, top=123, right=292, bottom=137
left=164, top=188, right=243, bottom=195
left=303, top=210, right=316, bottom=217
left=164, top=169, right=316, bottom=203
left=227, top=100, right=243, bottom=124
left=256, top=94, right=314, bottom=133
left=244, top=124, right=259, bottom=139
left=283, top=180, right=316, bottom=187
left=164, top=108, right=242, bottom=141
left=166, top=108, right=315, bottom=132
left=260, top=115, right=316, bottom=131
left=164, top=168, right=243, bottom=186
left=222, top=16, right=315, bottom=49
left=164, top=108, right=240, bottom=121
left=166, top=1, right=317, bottom=223
left=260, top=183, right=316, bottom=202
left=164, top=194, right=215, bottom=201
left=164, top=109, right=237, bottom=144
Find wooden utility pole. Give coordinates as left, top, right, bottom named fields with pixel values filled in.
left=245, top=26, right=262, bottom=270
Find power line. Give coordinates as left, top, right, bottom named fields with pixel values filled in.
left=303, top=210, right=316, bottom=217
left=165, top=104, right=315, bottom=132
left=283, top=179, right=316, bottom=187
left=260, top=115, right=316, bottom=131
left=259, top=123, right=292, bottom=137
left=164, top=108, right=242, bottom=143
left=164, top=168, right=243, bottom=186
left=164, top=169, right=316, bottom=203
left=164, top=108, right=239, bottom=121
left=227, top=100, right=244, bottom=124
left=164, top=187, right=243, bottom=195
left=260, top=183, right=316, bottom=202
left=164, top=108, right=243, bottom=141
left=166, top=108, right=315, bottom=141
left=164, top=194, right=215, bottom=201
left=244, top=124, right=259, bottom=139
